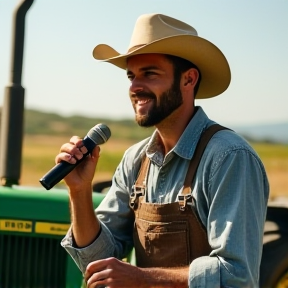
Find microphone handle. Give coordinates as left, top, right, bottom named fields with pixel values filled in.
left=39, top=151, right=89, bottom=190
left=40, top=137, right=95, bottom=190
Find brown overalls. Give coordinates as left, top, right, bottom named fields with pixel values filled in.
left=129, top=125, right=227, bottom=268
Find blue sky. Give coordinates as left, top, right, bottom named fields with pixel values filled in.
left=0, top=0, right=287, bottom=126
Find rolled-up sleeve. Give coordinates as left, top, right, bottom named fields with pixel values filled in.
left=189, top=256, right=220, bottom=287
left=61, top=221, right=117, bottom=273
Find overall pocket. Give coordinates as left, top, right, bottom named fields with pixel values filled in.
left=133, top=218, right=190, bottom=267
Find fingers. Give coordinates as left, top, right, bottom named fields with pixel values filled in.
left=85, top=258, right=115, bottom=288
left=69, top=136, right=85, bottom=149
left=85, top=258, right=138, bottom=288
left=55, top=136, right=89, bottom=164
left=55, top=152, right=76, bottom=164
left=86, top=270, right=110, bottom=288
left=85, top=258, right=109, bottom=282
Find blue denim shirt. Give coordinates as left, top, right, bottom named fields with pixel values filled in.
left=62, top=106, right=269, bottom=287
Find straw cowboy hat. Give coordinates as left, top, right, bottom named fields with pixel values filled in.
left=93, top=13, right=231, bottom=99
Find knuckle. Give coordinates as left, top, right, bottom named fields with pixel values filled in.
left=60, top=143, right=68, bottom=152
left=70, top=135, right=82, bottom=144
left=86, top=264, right=93, bottom=274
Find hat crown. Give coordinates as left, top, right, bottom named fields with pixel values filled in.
left=128, top=14, right=198, bottom=52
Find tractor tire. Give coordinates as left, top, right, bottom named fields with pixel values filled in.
left=260, top=234, right=288, bottom=287
left=260, top=203, right=288, bottom=288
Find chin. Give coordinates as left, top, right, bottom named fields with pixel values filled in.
left=135, top=114, right=151, bottom=127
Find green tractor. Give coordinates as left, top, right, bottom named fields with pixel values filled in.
left=0, top=186, right=105, bottom=287
left=0, top=1, right=287, bottom=287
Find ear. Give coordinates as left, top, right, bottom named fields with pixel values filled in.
left=183, top=68, right=199, bottom=88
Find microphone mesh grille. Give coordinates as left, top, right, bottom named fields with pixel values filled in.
left=87, top=123, right=111, bottom=145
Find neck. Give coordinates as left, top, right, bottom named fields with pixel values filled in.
left=155, top=106, right=196, bottom=155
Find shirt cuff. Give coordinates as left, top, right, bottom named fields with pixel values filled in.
left=61, top=222, right=116, bottom=273
left=189, top=256, right=220, bottom=288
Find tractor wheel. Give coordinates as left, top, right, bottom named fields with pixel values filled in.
left=260, top=234, right=288, bottom=288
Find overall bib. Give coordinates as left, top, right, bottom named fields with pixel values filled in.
left=129, top=125, right=227, bottom=268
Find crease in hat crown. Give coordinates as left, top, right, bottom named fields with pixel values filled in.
left=93, top=13, right=199, bottom=60
left=92, top=13, right=231, bottom=99
left=127, top=14, right=198, bottom=53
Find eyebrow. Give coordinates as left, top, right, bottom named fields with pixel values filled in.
left=126, top=65, right=161, bottom=75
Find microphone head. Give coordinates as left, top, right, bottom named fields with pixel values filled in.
left=87, top=123, right=111, bottom=145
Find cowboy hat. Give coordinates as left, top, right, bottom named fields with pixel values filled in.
left=93, top=13, right=231, bottom=99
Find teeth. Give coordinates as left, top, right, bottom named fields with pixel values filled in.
left=137, top=99, right=150, bottom=104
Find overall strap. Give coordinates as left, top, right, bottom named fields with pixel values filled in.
left=178, top=124, right=230, bottom=210
left=130, top=156, right=150, bottom=209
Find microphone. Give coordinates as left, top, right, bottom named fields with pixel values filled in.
left=39, top=123, right=111, bottom=190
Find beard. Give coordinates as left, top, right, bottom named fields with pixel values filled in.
left=132, top=79, right=183, bottom=127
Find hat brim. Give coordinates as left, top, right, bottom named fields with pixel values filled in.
left=93, top=35, right=231, bottom=99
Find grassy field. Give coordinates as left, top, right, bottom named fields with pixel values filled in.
left=21, top=135, right=129, bottom=187
left=20, top=135, right=288, bottom=199
left=252, top=142, right=288, bottom=199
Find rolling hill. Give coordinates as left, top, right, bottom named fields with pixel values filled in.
left=0, top=108, right=287, bottom=144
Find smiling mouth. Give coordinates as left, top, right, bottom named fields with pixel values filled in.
left=136, top=98, right=152, bottom=105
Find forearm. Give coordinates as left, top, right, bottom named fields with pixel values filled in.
left=69, top=184, right=101, bottom=247
left=85, top=257, right=189, bottom=288
left=139, top=266, right=189, bottom=288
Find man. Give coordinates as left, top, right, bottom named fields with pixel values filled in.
left=58, top=14, right=269, bottom=287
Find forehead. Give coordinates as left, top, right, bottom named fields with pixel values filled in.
left=126, top=54, right=173, bottom=71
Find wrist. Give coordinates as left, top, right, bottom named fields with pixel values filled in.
left=68, top=182, right=93, bottom=197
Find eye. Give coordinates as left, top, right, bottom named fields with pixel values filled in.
left=127, top=74, right=134, bottom=81
left=144, top=71, right=157, bottom=78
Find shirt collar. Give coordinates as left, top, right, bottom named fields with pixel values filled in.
left=146, top=106, right=213, bottom=162
left=173, top=106, right=212, bottom=159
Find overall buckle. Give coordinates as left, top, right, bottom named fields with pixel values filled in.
left=178, top=194, right=193, bottom=211
left=130, top=185, right=145, bottom=209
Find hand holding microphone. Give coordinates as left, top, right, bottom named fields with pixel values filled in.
left=40, top=123, right=111, bottom=190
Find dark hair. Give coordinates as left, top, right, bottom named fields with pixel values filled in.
left=165, top=55, right=202, bottom=97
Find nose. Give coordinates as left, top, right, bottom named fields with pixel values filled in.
left=129, top=77, right=144, bottom=95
